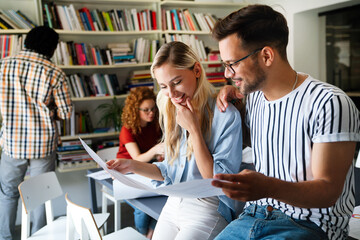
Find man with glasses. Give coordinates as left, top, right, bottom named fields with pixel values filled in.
left=211, top=4, right=360, bottom=240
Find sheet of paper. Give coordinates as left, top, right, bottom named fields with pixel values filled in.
left=86, top=170, right=111, bottom=180
left=80, top=138, right=225, bottom=198
left=113, top=174, right=160, bottom=199
left=349, top=205, right=360, bottom=239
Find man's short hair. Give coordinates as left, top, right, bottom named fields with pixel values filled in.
left=24, top=26, right=59, bottom=58
left=212, top=4, right=289, bottom=60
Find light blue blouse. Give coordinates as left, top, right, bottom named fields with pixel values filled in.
left=152, top=97, right=243, bottom=222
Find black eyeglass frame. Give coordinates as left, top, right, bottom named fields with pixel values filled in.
left=222, top=47, right=264, bottom=75
left=138, top=107, right=157, bottom=113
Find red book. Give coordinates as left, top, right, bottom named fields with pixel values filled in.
left=80, top=7, right=95, bottom=31
left=91, top=47, right=98, bottom=65
left=206, top=72, right=225, bottom=77
left=75, top=43, right=86, bottom=65
left=137, top=12, right=142, bottom=31
left=151, top=11, right=157, bottom=30
left=171, top=12, right=176, bottom=30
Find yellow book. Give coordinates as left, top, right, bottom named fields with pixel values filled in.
left=101, top=11, right=114, bottom=31
left=0, top=21, right=8, bottom=29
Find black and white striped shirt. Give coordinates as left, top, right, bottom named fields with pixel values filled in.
left=245, top=74, right=360, bottom=239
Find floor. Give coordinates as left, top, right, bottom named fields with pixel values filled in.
left=13, top=203, right=135, bottom=239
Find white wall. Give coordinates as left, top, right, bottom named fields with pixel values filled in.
left=284, top=0, right=359, bottom=79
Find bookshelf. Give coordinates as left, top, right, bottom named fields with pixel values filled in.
left=0, top=0, right=245, bottom=171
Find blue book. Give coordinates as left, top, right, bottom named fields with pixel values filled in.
left=80, top=11, right=91, bottom=31
left=113, top=55, right=135, bottom=60
left=171, top=9, right=181, bottom=30
left=79, top=12, right=89, bottom=31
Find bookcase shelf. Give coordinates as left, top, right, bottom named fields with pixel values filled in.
left=160, top=1, right=244, bottom=8
left=60, top=131, right=120, bottom=141
left=71, top=94, right=128, bottom=102
left=0, top=29, right=29, bottom=34
left=50, top=0, right=160, bottom=5
left=0, top=0, right=240, bottom=172
left=55, top=29, right=161, bottom=35
left=59, top=62, right=152, bottom=69
left=163, top=30, right=211, bottom=35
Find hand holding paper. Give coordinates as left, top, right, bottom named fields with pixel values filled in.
left=80, top=138, right=225, bottom=198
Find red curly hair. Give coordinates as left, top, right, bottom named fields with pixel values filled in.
left=121, top=87, right=159, bottom=135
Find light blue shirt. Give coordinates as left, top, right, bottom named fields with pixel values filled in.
left=153, top=97, right=243, bottom=222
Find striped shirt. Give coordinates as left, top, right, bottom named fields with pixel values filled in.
left=0, top=50, right=72, bottom=159
left=245, top=74, right=360, bottom=240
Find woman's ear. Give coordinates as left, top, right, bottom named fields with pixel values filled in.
left=193, top=62, right=202, bottom=78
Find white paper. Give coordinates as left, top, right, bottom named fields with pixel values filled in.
left=349, top=205, right=360, bottom=239
left=113, top=175, right=160, bottom=199
left=87, top=170, right=111, bottom=180
left=80, top=138, right=224, bottom=198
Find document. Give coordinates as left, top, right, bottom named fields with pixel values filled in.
left=80, top=138, right=225, bottom=198
left=87, top=170, right=111, bottom=180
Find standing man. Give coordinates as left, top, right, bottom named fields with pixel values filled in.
left=0, top=26, right=72, bottom=240
left=212, top=4, right=360, bottom=240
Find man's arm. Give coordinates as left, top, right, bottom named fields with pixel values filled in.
left=212, top=141, right=356, bottom=208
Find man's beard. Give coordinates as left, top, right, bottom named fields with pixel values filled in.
left=239, top=60, right=266, bottom=95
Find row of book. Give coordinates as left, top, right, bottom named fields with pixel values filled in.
left=205, top=63, right=228, bottom=87
left=43, top=3, right=157, bottom=32
left=57, top=139, right=96, bottom=171
left=53, top=38, right=159, bottom=66
left=126, top=69, right=154, bottom=91
left=161, top=8, right=218, bottom=32
left=0, top=9, right=37, bottom=30
left=67, top=73, right=122, bottom=98
left=164, top=33, right=207, bottom=61
left=0, top=34, right=24, bottom=59
left=57, top=109, right=94, bottom=137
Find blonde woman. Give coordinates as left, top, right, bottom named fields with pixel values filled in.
left=107, top=41, right=243, bottom=240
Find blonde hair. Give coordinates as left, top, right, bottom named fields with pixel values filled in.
left=151, top=41, right=216, bottom=164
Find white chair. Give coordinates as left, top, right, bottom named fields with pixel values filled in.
left=18, top=171, right=109, bottom=240
left=96, top=147, right=123, bottom=232
left=65, top=193, right=147, bottom=240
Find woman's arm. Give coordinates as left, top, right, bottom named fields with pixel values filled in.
left=107, top=158, right=164, bottom=181
left=125, top=142, right=164, bottom=163
left=172, top=98, right=214, bottom=179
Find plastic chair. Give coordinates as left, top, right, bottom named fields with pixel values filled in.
left=18, top=171, right=109, bottom=240
left=65, top=193, right=147, bottom=240
left=96, top=147, right=124, bottom=232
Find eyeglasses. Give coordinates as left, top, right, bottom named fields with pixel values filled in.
left=222, top=47, right=263, bottom=75
left=139, top=107, right=157, bottom=113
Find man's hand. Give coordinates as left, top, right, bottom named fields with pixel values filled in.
left=216, top=85, right=244, bottom=112
left=212, top=169, right=271, bottom=202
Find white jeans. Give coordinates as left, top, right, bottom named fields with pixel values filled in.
left=152, top=196, right=228, bottom=240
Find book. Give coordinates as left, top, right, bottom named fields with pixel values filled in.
left=56, top=5, right=71, bottom=30
left=16, top=10, right=37, bottom=28
left=151, top=10, right=157, bottom=30
left=43, top=4, right=53, bottom=28
left=0, top=11, right=20, bottom=29
left=80, top=7, right=95, bottom=31
left=5, top=10, right=30, bottom=29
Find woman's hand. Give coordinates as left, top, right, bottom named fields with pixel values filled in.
left=152, top=142, right=164, bottom=155
left=171, top=97, right=200, bottom=135
left=106, top=158, right=134, bottom=174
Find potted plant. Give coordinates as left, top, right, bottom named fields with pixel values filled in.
left=95, top=97, right=123, bottom=131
